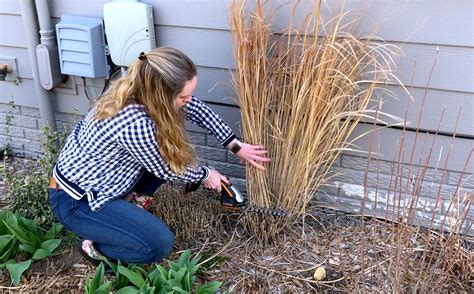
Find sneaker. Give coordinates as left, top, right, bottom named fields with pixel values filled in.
left=81, top=239, right=106, bottom=261
left=77, top=240, right=116, bottom=274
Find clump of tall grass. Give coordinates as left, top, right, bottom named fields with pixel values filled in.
left=230, top=0, right=399, bottom=238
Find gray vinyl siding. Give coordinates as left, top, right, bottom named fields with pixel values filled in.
left=0, top=0, right=472, bottom=234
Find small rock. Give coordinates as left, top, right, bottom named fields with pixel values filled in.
left=352, top=265, right=361, bottom=272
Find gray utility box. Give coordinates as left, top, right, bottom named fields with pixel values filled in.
left=56, top=16, right=109, bottom=78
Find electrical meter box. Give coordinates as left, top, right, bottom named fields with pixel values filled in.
left=103, top=1, right=156, bottom=67
left=56, top=16, right=109, bottom=78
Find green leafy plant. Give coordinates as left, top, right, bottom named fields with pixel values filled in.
left=1, top=123, right=67, bottom=226
left=90, top=250, right=223, bottom=293
left=0, top=211, right=63, bottom=285
left=2, top=212, right=63, bottom=260
left=84, top=262, right=113, bottom=294
left=3, top=259, right=31, bottom=286
left=0, top=211, right=19, bottom=263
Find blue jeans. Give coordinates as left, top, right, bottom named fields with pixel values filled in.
left=49, top=170, right=173, bottom=264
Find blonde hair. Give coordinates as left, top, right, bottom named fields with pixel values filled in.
left=94, top=47, right=197, bottom=174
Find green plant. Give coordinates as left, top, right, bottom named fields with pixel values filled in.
left=91, top=250, right=223, bottom=293
left=1, top=123, right=67, bottom=226
left=84, top=262, right=113, bottom=294
left=2, top=212, right=63, bottom=260
left=0, top=211, right=19, bottom=263
left=0, top=211, right=63, bottom=286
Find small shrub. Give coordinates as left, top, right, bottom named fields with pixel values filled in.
left=2, top=125, right=67, bottom=226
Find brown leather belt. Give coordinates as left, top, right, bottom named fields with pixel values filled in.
left=49, top=177, right=63, bottom=190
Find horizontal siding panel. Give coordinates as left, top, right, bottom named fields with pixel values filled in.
left=0, top=14, right=25, bottom=47
left=0, top=78, right=91, bottom=114
left=46, top=1, right=473, bottom=47
left=271, top=0, right=474, bottom=47
left=155, top=26, right=233, bottom=69
left=195, top=67, right=236, bottom=105
left=0, top=78, right=37, bottom=107
left=345, top=124, right=473, bottom=172
left=154, top=27, right=472, bottom=92
left=46, top=0, right=233, bottom=29
left=70, top=69, right=238, bottom=106
left=0, top=0, right=21, bottom=15
left=0, top=46, right=31, bottom=78
left=374, top=85, right=473, bottom=137
left=53, top=84, right=92, bottom=114
left=392, top=44, right=474, bottom=93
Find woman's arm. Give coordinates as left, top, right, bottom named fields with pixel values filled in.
left=117, top=118, right=209, bottom=183
left=185, top=96, right=270, bottom=170
left=184, top=96, right=236, bottom=147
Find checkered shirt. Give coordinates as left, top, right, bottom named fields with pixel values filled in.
left=53, top=96, right=236, bottom=212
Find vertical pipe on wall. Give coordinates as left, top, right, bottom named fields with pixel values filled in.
left=35, top=0, right=62, bottom=89
left=19, top=0, right=57, bottom=132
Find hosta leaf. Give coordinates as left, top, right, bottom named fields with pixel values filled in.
left=190, top=265, right=200, bottom=275
left=116, top=285, right=140, bottom=294
left=95, top=281, right=113, bottom=294
left=167, top=260, right=181, bottom=272
left=0, top=235, right=15, bottom=252
left=174, top=267, right=187, bottom=285
left=184, top=272, right=192, bottom=291
left=196, top=281, right=223, bottom=294
left=118, top=265, right=145, bottom=288
left=19, top=243, right=36, bottom=255
left=18, top=216, right=40, bottom=238
left=92, top=262, right=105, bottom=289
left=45, top=223, right=63, bottom=240
left=32, top=248, right=52, bottom=260
left=40, top=239, right=61, bottom=253
left=3, top=220, right=31, bottom=244
left=177, top=250, right=191, bottom=267
left=5, top=259, right=32, bottom=286
left=1, top=242, right=18, bottom=262
left=171, top=285, right=189, bottom=293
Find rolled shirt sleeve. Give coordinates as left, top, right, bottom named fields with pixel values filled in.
left=185, top=96, right=236, bottom=146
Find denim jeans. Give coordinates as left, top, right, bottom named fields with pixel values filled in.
left=49, top=170, right=174, bottom=264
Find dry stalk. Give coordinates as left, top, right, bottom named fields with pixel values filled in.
left=230, top=0, right=397, bottom=240
left=150, top=184, right=228, bottom=244
left=355, top=51, right=473, bottom=291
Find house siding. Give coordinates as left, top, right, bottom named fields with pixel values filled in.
left=0, top=0, right=472, bottom=235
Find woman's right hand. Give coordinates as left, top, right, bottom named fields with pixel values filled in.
left=203, top=169, right=229, bottom=192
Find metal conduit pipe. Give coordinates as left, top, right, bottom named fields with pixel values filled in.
left=35, top=0, right=62, bottom=90
left=19, top=0, right=57, bottom=132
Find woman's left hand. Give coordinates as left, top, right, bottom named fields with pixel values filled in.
left=235, top=143, right=271, bottom=170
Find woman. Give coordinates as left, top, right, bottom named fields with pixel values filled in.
left=49, top=47, right=270, bottom=264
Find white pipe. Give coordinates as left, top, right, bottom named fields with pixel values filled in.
left=35, top=0, right=62, bottom=90
left=19, top=0, right=57, bottom=132
left=36, top=0, right=54, bottom=44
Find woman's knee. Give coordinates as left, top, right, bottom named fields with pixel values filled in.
left=139, top=226, right=175, bottom=263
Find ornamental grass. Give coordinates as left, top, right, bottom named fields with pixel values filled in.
left=230, top=0, right=401, bottom=240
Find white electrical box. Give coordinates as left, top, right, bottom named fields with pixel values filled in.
left=103, top=1, right=156, bottom=67
left=56, top=16, right=109, bottom=78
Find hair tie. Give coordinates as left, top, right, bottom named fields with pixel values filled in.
left=138, top=52, right=147, bottom=61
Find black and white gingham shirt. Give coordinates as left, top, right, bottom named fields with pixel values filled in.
left=53, top=96, right=236, bottom=212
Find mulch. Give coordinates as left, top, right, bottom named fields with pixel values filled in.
left=0, top=159, right=472, bottom=293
